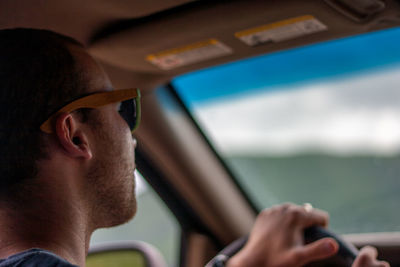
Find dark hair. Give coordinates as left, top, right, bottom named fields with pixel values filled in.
left=0, top=28, right=88, bottom=191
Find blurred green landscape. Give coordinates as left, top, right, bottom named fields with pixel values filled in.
left=226, top=153, right=400, bottom=234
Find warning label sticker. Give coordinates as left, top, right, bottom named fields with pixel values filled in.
left=146, top=39, right=233, bottom=70
left=235, top=15, right=328, bottom=46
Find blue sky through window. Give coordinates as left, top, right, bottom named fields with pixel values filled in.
left=173, top=26, right=400, bottom=106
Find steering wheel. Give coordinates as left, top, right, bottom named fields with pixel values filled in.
left=206, top=226, right=358, bottom=267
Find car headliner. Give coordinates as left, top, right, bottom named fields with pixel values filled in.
left=2, top=0, right=400, bottom=91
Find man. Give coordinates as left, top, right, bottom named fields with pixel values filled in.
left=0, top=28, right=388, bottom=267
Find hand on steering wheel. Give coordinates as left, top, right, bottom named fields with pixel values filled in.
left=206, top=203, right=389, bottom=267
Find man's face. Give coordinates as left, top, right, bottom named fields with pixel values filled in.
left=70, top=45, right=137, bottom=229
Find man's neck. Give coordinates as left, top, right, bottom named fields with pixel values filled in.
left=0, top=188, right=92, bottom=266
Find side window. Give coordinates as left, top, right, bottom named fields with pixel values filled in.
left=90, top=172, right=180, bottom=267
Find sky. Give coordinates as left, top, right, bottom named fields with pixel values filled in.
left=189, top=67, right=400, bottom=155
left=173, top=27, right=400, bottom=156
left=174, top=27, right=400, bottom=105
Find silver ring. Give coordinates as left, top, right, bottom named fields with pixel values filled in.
left=303, top=203, right=313, bottom=213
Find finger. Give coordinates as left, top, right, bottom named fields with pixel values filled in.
left=283, top=205, right=329, bottom=228
left=272, top=202, right=294, bottom=213
left=290, top=237, right=338, bottom=266
left=378, top=261, right=391, bottom=267
left=353, top=246, right=390, bottom=267
left=303, top=208, right=330, bottom=228
left=361, top=246, right=378, bottom=258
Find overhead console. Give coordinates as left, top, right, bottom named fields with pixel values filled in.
left=88, top=0, right=400, bottom=86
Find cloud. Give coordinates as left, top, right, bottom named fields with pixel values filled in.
left=192, top=67, right=400, bottom=156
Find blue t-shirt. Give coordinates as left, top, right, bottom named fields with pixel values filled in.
left=0, top=249, right=78, bottom=267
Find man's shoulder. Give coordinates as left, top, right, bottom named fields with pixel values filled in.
left=0, top=249, right=78, bottom=267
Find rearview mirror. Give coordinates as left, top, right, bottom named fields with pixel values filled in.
left=86, top=241, right=167, bottom=267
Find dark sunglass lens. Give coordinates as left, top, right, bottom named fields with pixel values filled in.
left=119, top=99, right=137, bottom=130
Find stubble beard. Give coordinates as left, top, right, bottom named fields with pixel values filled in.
left=87, top=127, right=137, bottom=230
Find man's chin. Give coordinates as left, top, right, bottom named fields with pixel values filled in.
left=101, top=202, right=137, bottom=228
left=118, top=193, right=137, bottom=225
left=125, top=196, right=137, bottom=222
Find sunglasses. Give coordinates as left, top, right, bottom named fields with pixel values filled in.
left=40, top=88, right=141, bottom=134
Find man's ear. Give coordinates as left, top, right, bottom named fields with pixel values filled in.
left=54, top=113, right=93, bottom=160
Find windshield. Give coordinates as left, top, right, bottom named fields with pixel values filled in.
left=173, top=27, right=400, bottom=235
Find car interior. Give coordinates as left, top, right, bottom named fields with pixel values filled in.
left=2, top=0, right=400, bottom=266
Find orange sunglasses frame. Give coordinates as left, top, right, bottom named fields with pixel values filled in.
left=40, top=88, right=141, bottom=134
